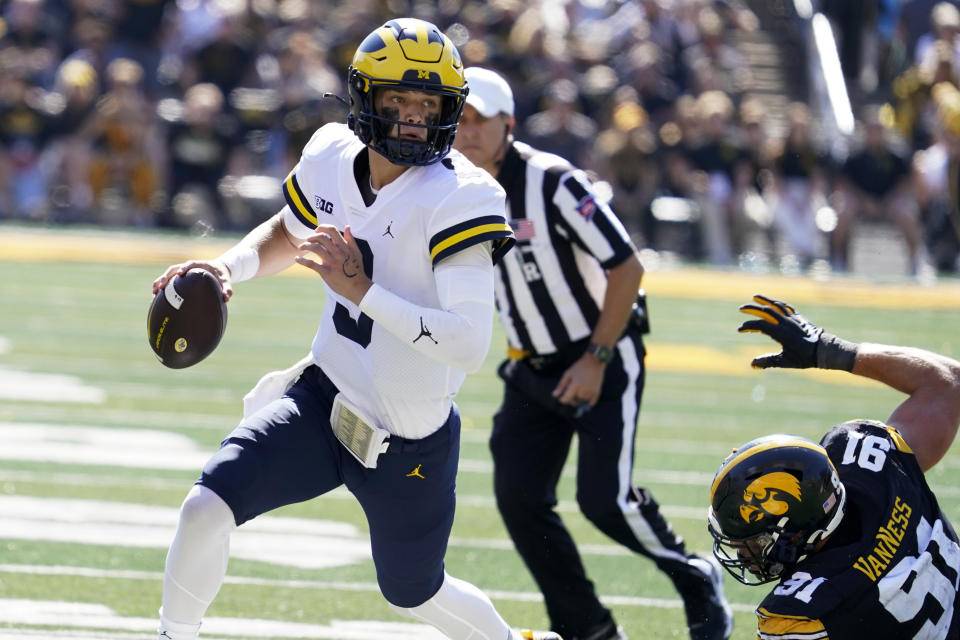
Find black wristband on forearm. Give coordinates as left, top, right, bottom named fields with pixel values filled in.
left=817, top=333, right=859, bottom=371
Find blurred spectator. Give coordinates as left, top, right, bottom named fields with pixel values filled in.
left=0, top=0, right=61, bottom=88
left=681, top=5, right=751, bottom=101
left=160, top=82, right=242, bottom=230
left=273, top=29, right=345, bottom=166
left=45, top=58, right=100, bottom=221
left=111, top=0, right=175, bottom=98
left=63, top=16, right=121, bottom=84
left=623, top=41, right=679, bottom=127
left=731, top=96, right=775, bottom=255
left=79, top=58, right=163, bottom=226
left=900, top=0, right=948, bottom=57
left=521, top=77, right=598, bottom=169
left=499, top=7, right=557, bottom=119
left=914, top=81, right=960, bottom=272
left=914, top=1, right=960, bottom=67
left=770, top=102, right=831, bottom=268
left=686, top=89, right=744, bottom=264
left=711, top=0, right=760, bottom=33
left=180, top=10, right=257, bottom=97
left=831, top=105, right=922, bottom=272
left=0, top=66, right=51, bottom=218
left=593, top=87, right=659, bottom=240
left=893, top=36, right=959, bottom=150
left=636, top=0, right=684, bottom=67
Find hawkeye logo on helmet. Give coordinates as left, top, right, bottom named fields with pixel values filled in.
left=739, top=472, right=802, bottom=524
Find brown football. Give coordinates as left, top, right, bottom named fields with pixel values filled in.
left=147, top=269, right=227, bottom=369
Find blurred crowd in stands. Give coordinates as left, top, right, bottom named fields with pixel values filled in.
left=2, top=0, right=960, bottom=276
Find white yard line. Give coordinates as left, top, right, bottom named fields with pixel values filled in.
left=0, top=495, right=369, bottom=570
left=0, top=369, right=105, bottom=404
left=0, top=598, right=448, bottom=639
left=0, top=571, right=756, bottom=614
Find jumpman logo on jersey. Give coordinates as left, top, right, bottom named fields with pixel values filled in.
left=406, top=464, right=425, bottom=479
left=159, top=633, right=173, bottom=639
left=383, top=220, right=395, bottom=238
left=413, top=317, right=437, bottom=344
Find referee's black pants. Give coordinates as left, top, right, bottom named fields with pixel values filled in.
left=490, top=329, right=697, bottom=638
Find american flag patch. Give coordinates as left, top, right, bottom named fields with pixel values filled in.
left=576, top=195, right=597, bottom=221
left=511, top=218, right=535, bottom=241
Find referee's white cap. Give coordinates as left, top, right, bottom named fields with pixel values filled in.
left=464, top=67, right=515, bottom=118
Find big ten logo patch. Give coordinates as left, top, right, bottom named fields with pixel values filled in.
left=314, top=196, right=334, bottom=214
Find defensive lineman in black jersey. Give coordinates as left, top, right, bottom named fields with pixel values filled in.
left=454, top=67, right=733, bottom=640
left=710, top=294, right=960, bottom=639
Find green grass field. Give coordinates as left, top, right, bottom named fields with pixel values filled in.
left=2, top=224, right=960, bottom=639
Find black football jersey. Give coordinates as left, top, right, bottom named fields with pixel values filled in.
left=755, top=420, right=960, bottom=639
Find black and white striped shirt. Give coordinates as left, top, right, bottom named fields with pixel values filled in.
left=494, top=141, right=637, bottom=356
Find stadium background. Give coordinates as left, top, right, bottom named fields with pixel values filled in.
left=3, top=0, right=960, bottom=638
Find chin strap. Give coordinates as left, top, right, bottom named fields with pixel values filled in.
left=322, top=92, right=350, bottom=108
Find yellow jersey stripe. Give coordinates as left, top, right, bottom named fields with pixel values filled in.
left=757, top=608, right=829, bottom=639
left=428, top=215, right=515, bottom=264
left=430, top=223, right=512, bottom=260
left=885, top=425, right=914, bottom=453
left=284, top=173, right=318, bottom=228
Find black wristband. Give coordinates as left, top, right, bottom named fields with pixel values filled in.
left=817, top=333, right=859, bottom=371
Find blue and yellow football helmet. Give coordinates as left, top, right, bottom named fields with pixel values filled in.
left=708, top=434, right=847, bottom=585
left=347, top=18, right=467, bottom=166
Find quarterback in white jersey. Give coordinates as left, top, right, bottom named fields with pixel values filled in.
left=150, top=18, right=562, bottom=640
left=283, top=122, right=510, bottom=438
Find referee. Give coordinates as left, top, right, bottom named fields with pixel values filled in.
left=454, top=68, right=733, bottom=640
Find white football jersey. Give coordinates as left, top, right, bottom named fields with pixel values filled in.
left=282, top=123, right=511, bottom=439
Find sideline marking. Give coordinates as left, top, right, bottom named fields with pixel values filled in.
left=0, top=575, right=757, bottom=615
left=645, top=343, right=881, bottom=387
left=4, top=226, right=960, bottom=308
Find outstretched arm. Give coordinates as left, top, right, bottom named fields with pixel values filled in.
left=739, top=294, right=960, bottom=471
left=853, top=343, right=960, bottom=471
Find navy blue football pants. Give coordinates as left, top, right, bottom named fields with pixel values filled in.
left=491, top=330, right=692, bottom=637
left=197, top=365, right=461, bottom=607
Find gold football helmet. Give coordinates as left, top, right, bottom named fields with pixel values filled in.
left=347, top=18, right=467, bottom=166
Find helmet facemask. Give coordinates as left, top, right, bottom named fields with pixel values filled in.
left=348, top=69, right=465, bottom=166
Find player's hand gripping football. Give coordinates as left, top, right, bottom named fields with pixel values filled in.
left=152, top=260, right=233, bottom=302
left=738, top=294, right=858, bottom=371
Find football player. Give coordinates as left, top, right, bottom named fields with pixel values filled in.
left=709, top=294, right=960, bottom=639
left=151, top=18, right=560, bottom=640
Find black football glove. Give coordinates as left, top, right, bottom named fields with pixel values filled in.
left=738, top=294, right=858, bottom=371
